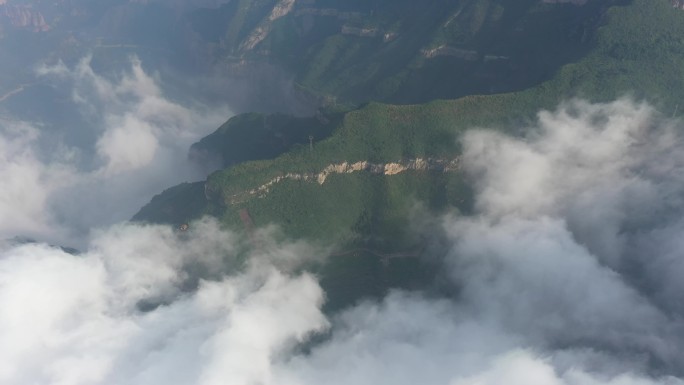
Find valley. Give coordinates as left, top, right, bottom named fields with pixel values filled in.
left=6, top=1, right=684, bottom=383
left=132, top=1, right=684, bottom=297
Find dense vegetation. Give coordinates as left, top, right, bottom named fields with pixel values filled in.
left=196, top=0, right=625, bottom=104
left=135, top=0, right=684, bottom=303
left=190, top=108, right=345, bottom=169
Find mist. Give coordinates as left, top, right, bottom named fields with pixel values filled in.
left=4, top=98, right=684, bottom=384
left=0, top=218, right=328, bottom=385
left=266, top=99, right=684, bottom=385
left=0, top=56, right=231, bottom=247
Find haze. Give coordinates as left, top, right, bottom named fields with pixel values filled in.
left=2, top=1, right=684, bottom=385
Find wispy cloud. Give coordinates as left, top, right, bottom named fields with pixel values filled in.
left=275, top=99, right=684, bottom=385
left=0, top=218, right=327, bottom=385
left=0, top=119, right=76, bottom=241
left=1, top=56, right=231, bottom=246
left=4, top=98, right=684, bottom=384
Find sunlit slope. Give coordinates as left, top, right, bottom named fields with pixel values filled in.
left=134, top=0, right=684, bottom=307
left=137, top=0, right=684, bottom=244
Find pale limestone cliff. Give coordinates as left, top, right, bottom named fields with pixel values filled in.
left=220, top=158, right=460, bottom=205
left=421, top=45, right=478, bottom=60
left=341, top=25, right=378, bottom=38
left=541, top=0, right=588, bottom=4
left=295, top=8, right=362, bottom=20
left=240, top=0, right=296, bottom=51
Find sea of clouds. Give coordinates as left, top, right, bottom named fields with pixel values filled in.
left=2, top=72, right=684, bottom=385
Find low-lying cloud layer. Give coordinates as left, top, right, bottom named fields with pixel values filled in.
left=3, top=98, right=684, bottom=384
left=1, top=56, right=230, bottom=246
left=277, top=99, right=684, bottom=385
left=0, top=218, right=327, bottom=385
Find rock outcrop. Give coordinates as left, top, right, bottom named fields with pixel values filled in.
left=341, top=25, right=378, bottom=38
left=421, top=45, right=478, bottom=60
left=0, top=5, right=49, bottom=32
left=295, top=8, right=362, bottom=20
left=240, top=0, right=296, bottom=51
left=542, top=0, right=588, bottom=4
left=215, top=158, right=460, bottom=205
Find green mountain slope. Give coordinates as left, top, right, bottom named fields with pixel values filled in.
left=138, top=0, right=684, bottom=236
left=188, top=0, right=625, bottom=104
left=135, top=0, right=684, bottom=307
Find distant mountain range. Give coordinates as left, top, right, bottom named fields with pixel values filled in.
left=0, top=0, right=626, bottom=104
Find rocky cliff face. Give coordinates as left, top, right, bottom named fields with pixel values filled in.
left=212, top=158, right=461, bottom=205
left=542, top=0, right=589, bottom=4
left=240, top=0, right=296, bottom=51
left=0, top=5, right=49, bottom=32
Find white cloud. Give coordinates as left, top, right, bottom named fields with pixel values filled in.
left=442, top=98, right=684, bottom=380
left=0, top=120, right=75, bottom=241
left=269, top=99, right=684, bottom=385
left=62, top=55, right=220, bottom=176
left=0, top=218, right=327, bottom=385
left=449, top=351, right=563, bottom=385
left=96, top=114, right=159, bottom=173
left=4, top=92, right=684, bottom=385
left=0, top=56, right=231, bottom=246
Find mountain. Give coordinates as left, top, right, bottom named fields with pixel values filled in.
left=7, top=1, right=684, bottom=381
left=6, top=0, right=679, bottom=310
left=133, top=0, right=684, bottom=306
left=138, top=0, right=684, bottom=237
left=0, top=0, right=620, bottom=104
left=0, top=0, right=624, bottom=112
left=185, top=0, right=622, bottom=104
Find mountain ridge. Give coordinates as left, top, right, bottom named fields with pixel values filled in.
left=132, top=0, right=684, bottom=303
left=137, top=0, right=684, bottom=240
